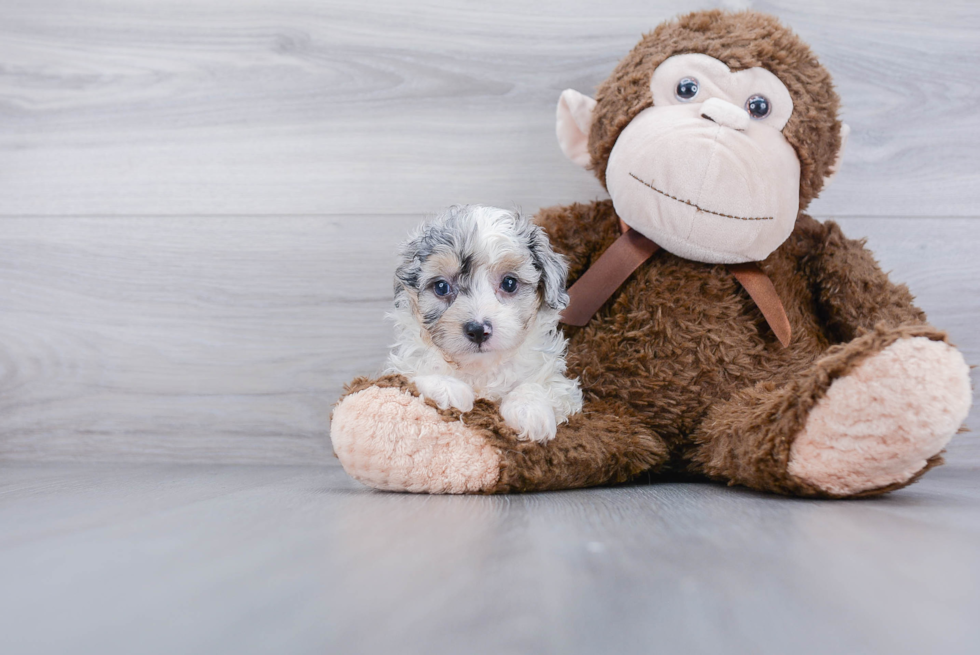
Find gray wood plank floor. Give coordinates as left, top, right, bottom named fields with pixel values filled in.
left=1, top=461, right=979, bottom=655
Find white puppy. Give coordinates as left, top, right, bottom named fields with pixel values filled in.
left=385, top=205, right=583, bottom=442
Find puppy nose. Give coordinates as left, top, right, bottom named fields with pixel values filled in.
left=700, top=97, right=749, bottom=131
left=463, top=321, right=491, bottom=345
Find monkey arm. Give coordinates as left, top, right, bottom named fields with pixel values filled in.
left=533, top=200, right=622, bottom=284
left=802, top=217, right=928, bottom=342
left=331, top=374, right=669, bottom=493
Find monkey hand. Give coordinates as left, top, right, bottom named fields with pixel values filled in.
left=331, top=374, right=501, bottom=493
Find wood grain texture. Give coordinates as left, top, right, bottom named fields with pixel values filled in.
left=0, top=215, right=414, bottom=463
left=0, top=0, right=978, bottom=217
left=0, top=214, right=976, bottom=464
left=1, top=462, right=979, bottom=655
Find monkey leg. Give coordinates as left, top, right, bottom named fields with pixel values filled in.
left=330, top=375, right=668, bottom=493
left=691, top=325, right=972, bottom=498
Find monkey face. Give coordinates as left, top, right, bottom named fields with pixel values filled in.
left=603, top=54, right=801, bottom=263
left=557, top=31, right=848, bottom=264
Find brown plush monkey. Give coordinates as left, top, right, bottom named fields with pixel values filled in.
left=331, top=10, right=972, bottom=498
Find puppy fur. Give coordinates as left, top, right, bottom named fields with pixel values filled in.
left=385, top=205, right=583, bottom=442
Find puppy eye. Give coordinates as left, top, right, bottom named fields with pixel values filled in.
left=433, top=280, right=452, bottom=297
left=746, top=94, right=771, bottom=119
left=500, top=276, right=519, bottom=294
left=675, top=77, right=699, bottom=101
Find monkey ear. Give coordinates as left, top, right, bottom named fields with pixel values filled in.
left=823, top=123, right=851, bottom=187
left=556, top=89, right=597, bottom=168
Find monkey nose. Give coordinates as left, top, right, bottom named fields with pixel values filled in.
left=463, top=321, right=492, bottom=345
left=700, top=97, right=749, bottom=131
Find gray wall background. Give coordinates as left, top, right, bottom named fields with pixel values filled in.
left=1, top=0, right=977, bottom=464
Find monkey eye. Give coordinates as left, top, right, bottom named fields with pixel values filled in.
left=675, top=77, right=699, bottom=101
left=500, top=276, right=519, bottom=294
left=433, top=280, right=452, bottom=297
left=746, top=95, right=771, bottom=119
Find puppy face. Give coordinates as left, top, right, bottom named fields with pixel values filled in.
left=394, top=206, right=569, bottom=360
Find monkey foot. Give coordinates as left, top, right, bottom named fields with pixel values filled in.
left=788, top=337, right=972, bottom=496
left=331, top=385, right=501, bottom=493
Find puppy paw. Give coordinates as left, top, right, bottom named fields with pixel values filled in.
left=412, top=375, right=475, bottom=412
left=500, top=391, right=558, bottom=443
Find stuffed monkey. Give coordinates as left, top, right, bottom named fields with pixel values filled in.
left=331, top=10, right=972, bottom=498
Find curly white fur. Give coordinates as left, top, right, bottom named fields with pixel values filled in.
left=384, top=205, right=583, bottom=442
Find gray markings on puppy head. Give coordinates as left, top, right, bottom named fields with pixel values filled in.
left=513, top=213, right=570, bottom=311
left=393, top=216, right=455, bottom=296
left=393, top=208, right=473, bottom=331
left=394, top=205, right=569, bottom=358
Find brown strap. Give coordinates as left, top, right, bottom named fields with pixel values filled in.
left=560, top=229, right=660, bottom=326
left=560, top=227, right=792, bottom=347
left=728, top=262, right=792, bottom=347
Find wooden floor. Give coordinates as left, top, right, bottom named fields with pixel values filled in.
left=1, top=461, right=979, bottom=655
left=1, top=1, right=979, bottom=653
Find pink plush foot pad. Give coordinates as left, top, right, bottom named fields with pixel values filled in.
left=331, top=386, right=501, bottom=493
left=789, top=337, right=972, bottom=496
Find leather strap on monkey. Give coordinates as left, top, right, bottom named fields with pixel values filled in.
left=560, top=227, right=792, bottom=348
left=727, top=262, right=792, bottom=348
left=561, top=229, right=661, bottom=327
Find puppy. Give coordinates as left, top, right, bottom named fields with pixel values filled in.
left=385, top=205, right=583, bottom=442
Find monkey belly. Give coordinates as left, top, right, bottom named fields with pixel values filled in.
left=564, top=249, right=828, bottom=457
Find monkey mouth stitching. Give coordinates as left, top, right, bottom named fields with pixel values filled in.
left=629, top=172, right=774, bottom=221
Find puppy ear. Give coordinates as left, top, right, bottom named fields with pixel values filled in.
left=527, top=222, right=570, bottom=311
left=393, top=230, right=426, bottom=299
left=393, top=256, right=420, bottom=303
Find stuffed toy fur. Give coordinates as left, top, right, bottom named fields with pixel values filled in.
left=331, top=10, right=972, bottom=498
